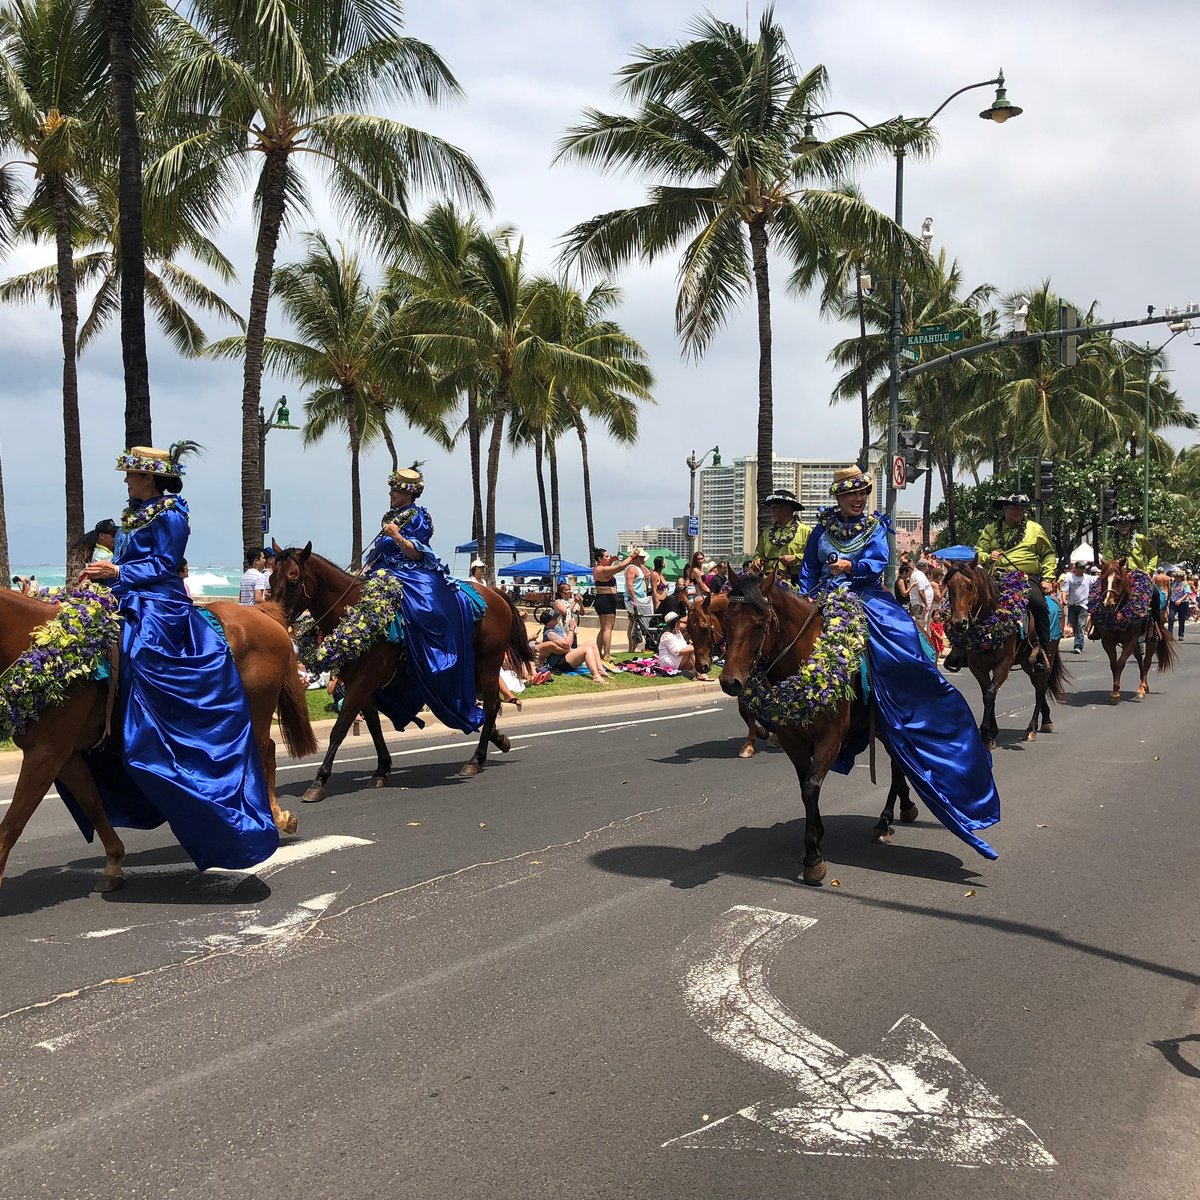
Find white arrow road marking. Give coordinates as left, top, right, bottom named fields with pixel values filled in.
left=665, top=905, right=1056, bottom=1169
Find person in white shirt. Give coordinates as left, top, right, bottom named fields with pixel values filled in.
left=1060, top=560, right=1093, bottom=653
left=656, top=612, right=711, bottom=679
left=239, top=549, right=267, bottom=604
left=908, top=559, right=935, bottom=636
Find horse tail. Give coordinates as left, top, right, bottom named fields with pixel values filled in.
left=276, top=644, right=319, bottom=759
left=1046, top=647, right=1070, bottom=704
left=1155, top=628, right=1178, bottom=673
left=502, top=591, right=535, bottom=666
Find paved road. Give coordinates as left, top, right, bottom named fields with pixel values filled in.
left=0, top=644, right=1197, bottom=1200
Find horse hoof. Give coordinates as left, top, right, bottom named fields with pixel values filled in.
left=802, top=860, right=827, bottom=886
left=371, top=775, right=388, bottom=790
left=1025, top=730, right=1037, bottom=742
left=459, top=762, right=481, bottom=778
left=92, top=872, right=125, bottom=894
left=1108, top=694, right=1120, bottom=706
left=871, top=827, right=893, bottom=844
left=737, top=744, right=756, bottom=759
left=1042, top=723, right=1054, bottom=734
left=986, top=739, right=997, bottom=751
left=495, top=734, right=511, bottom=754
left=900, top=803, right=919, bottom=824
left=301, top=787, right=326, bottom=804
left=278, top=810, right=299, bottom=835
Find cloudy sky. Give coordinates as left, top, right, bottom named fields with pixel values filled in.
left=4, top=0, right=1200, bottom=569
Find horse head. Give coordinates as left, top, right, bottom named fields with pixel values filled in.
left=718, top=572, right=773, bottom=698
left=943, top=558, right=995, bottom=635
left=688, top=591, right=727, bottom=675
left=1099, top=558, right=1131, bottom=610
left=268, top=540, right=313, bottom=620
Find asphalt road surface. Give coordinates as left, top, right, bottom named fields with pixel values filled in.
left=1, top=642, right=1197, bottom=1200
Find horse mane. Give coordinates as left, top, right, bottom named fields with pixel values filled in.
left=946, top=560, right=1001, bottom=614
left=729, top=571, right=767, bottom=611
left=278, top=546, right=359, bottom=589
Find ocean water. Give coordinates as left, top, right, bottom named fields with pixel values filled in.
left=10, top=564, right=243, bottom=598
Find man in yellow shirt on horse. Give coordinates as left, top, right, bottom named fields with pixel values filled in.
left=752, top=488, right=812, bottom=584
left=1100, top=511, right=1167, bottom=640
left=946, top=493, right=1058, bottom=675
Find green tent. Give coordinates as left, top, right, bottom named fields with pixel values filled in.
left=644, top=548, right=688, bottom=579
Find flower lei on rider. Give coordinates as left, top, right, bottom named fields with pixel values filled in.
left=766, top=516, right=800, bottom=549
left=742, top=587, right=868, bottom=726
left=0, top=585, right=122, bottom=738
left=1087, top=566, right=1152, bottom=630
left=818, top=506, right=877, bottom=554
left=121, top=494, right=179, bottom=533
left=293, top=570, right=406, bottom=675
left=942, top=569, right=1027, bottom=652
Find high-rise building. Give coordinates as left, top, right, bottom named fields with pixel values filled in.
left=697, top=455, right=887, bottom=561
left=616, top=516, right=691, bottom=557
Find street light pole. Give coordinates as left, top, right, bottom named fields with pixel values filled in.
left=1138, top=324, right=1190, bottom=535
left=686, top=446, right=720, bottom=557
left=258, top=394, right=297, bottom=544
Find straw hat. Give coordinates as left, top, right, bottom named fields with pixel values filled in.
left=115, top=446, right=185, bottom=478
left=830, top=465, right=873, bottom=495
left=387, top=465, right=424, bottom=493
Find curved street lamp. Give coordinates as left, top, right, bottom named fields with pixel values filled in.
left=687, top=445, right=721, bottom=556
left=259, top=395, right=298, bottom=540
left=798, top=72, right=1022, bottom=584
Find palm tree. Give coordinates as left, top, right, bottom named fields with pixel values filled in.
left=0, top=177, right=244, bottom=357
left=209, top=232, right=448, bottom=567
left=0, top=0, right=107, bottom=574
left=555, top=8, right=922, bottom=529
left=149, top=0, right=491, bottom=555
left=0, top=439, right=9, bottom=587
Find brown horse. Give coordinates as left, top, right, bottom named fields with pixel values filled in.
left=269, top=543, right=534, bottom=801
left=688, top=592, right=769, bottom=758
left=1092, top=559, right=1176, bottom=703
left=0, top=589, right=316, bottom=893
left=717, top=573, right=917, bottom=885
left=943, top=561, right=1069, bottom=749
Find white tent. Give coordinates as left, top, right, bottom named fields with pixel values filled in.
left=1068, top=540, right=1094, bottom=565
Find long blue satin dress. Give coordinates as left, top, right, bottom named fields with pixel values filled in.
left=366, top=506, right=484, bottom=734
left=57, top=496, right=279, bottom=870
left=797, top=508, right=1001, bottom=860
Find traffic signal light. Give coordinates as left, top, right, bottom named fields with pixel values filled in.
left=1036, top=460, right=1056, bottom=502
left=1058, top=304, right=1078, bottom=368
left=1100, top=486, right=1116, bottom=526
left=898, top=429, right=931, bottom=478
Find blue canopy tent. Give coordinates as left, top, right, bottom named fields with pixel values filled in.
left=497, top=555, right=593, bottom=582
left=937, top=544, right=980, bottom=562
left=454, top=532, right=543, bottom=556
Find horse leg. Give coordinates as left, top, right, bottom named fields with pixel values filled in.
left=737, top=699, right=759, bottom=758
left=361, top=704, right=392, bottom=788
left=302, top=706, right=359, bottom=804
left=258, top=731, right=296, bottom=835
left=1106, top=638, right=1124, bottom=703
left=55, top=752, right=127, bottom=892
left=873, top=752, right=917, bottom=843
left=1136, top=628, right=1152, bottom=698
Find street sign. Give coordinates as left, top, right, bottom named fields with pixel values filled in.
left=260, top=502, right=269, bottom=535
left=687, top=515, right=699, bottom=538
left=902, top=329, right=965, bottom=348
left=900, top=347, right=919, bottom=364
left=549, top=553, right=561, bottom=580
left=918, top=323, right=947, bottom=334
left=892, top=454, right=907, bottom=490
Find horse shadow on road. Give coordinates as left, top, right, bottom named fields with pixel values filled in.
left=650, top=736, right=785, bottom=766
left=275, top=754, right=517, bottom=802
left=589, top=814, right=984, bottom=891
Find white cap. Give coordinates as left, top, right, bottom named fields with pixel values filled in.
left=470, top=558, right=485, bottom=569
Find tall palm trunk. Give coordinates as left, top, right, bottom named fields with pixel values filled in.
left=467, top=383, right=483, bottom=545
left=0, top=439, right=9, bottom=588
left=533, top=427, right=550, bottom=554
left=574, top=412, right=596, bottom=559
left=548, top=438, right=561, bottom=556
left=343, top=385, right=363, bottom=568
left=856, top=267, right=870, bottom=469
left=482, top=373, right=509, bottom=582
left=49, top=174, right=85, bottom=577
left=922, top=457, right=933, bottom=551
left=106, top=0, right=151, bottom=447
left=379, top=415, right=398, bottom=471
left=748, top=216, right=773, bottom=533
left=241, top=149, right=290, bottom=555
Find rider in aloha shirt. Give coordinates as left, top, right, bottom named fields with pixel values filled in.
left=947, top=493, right=1057, bottom=675
left=752, top=488, right=812, bottom=584
left=1100, top=512, right=1167, bottom=639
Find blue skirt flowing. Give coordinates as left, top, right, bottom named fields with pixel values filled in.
left=57, top=582, right=279, bottom=871
left=834, top=585, right=1001, bottom=860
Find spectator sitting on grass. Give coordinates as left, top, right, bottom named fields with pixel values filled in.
left=535, top=608, right=612, bottom=683
left=656, top=612, right=710, bottom=679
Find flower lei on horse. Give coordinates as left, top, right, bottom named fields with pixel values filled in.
left=291, top=570, right=406, bottom=673
left=1087, top=566, right=1152, bottom=631
left=0, top=585, right=122, bottom=737
left=943, top=569, right=1027, bottom=652
left=742, top=587, right=868, bottom=726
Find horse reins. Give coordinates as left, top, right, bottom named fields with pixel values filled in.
left=732, top=589, right=820, bottom=678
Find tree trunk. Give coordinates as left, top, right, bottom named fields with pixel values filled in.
left=748, top=216, right=774, bottom=533
left=467, top=383, right=483, bottom=546
left=575, top=413, right=595, bottom=561
left=379, top=414, right=398, bottom=471
left=533, top=427, right=550, bottom=554
left=482, top=372, right=510, bottom=583
left=49, top=174, right=86, bottom=578
left=240, top=149, right=291, bottom=557
left=106, top=0, right=151, bottom=447
left=856, top=268, right=870, bottom=468
left=0, top=439, right=9, bottom=588
left=548, top=437, right=560, bottom=556
left=343, top=385, right=363, bottom=568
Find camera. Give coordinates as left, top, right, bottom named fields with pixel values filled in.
left=824, top=553, right=839, bottom=565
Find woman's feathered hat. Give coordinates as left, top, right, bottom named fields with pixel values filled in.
left=830, top=465, right=873, bottom=495
left=115, top=442, right=196, bottom=478
left=388, top=460, right=425, bottom=494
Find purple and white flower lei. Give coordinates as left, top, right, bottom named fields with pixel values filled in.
left=297, top=570, right=405, bottom=674
left=1087, top=568, right=1152, bottom=630
left=0, top=585, right=122, bottom=737
left=943, top=569, right=1026, bottom=652
left=742, top=588, right=867, bottom=726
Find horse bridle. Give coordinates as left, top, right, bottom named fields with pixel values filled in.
left=730, top=589, right=821, bottom=678
left=944, top=562, right=990, bottom=627
left=284, top=554, right=370, bottom=628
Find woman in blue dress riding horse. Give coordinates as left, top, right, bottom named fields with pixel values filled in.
left=364, top=463, right=484, bottom=734
left=796, top=464, right=1002, bottom=859
left=72, top=443, right=279, bottom=870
